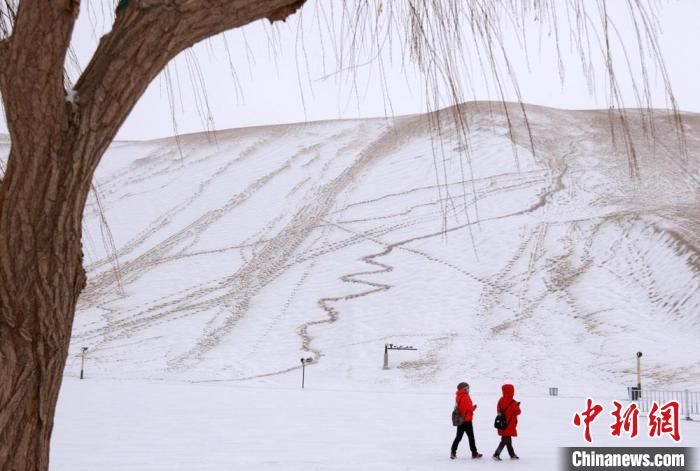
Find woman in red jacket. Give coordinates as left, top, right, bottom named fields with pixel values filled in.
left=450, top=382, right=483, bottom=459
left=493, top=383, right=521, bottom=460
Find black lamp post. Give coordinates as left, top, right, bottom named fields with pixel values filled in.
left=636, top=351, right=643, bottom=398
left=300, top=357, right=313, bottom=388
left=80, top=347, right=88, bottom=380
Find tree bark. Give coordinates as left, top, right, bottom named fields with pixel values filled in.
left=0, top=149, right=87, bottom=468
left=0, top=0, right=80, bottom=465
left=0, top=40, right=7, bottom=65
left=0, top=0, right=306, bottom=469
left=0, top=100, right=88, bottom=467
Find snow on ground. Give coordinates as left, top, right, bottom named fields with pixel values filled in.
left=51, top=377, right=699, bottom=471
left=2, top=103, right=700, bottom=469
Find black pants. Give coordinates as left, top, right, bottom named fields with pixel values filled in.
left=494, top=436, right=516, bottom=457
left=451, top=421, right=478, bottom=456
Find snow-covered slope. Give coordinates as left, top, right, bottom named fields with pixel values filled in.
left=11, top=102, right=699, bottom=393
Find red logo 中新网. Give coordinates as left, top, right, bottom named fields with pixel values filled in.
left=573, top=399, right=681, bottom=443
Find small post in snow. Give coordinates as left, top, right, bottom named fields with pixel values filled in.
left=300, top=357, right=313, bottom=389
left=383, top=344, right=417, bottom=370
left=80, top=347, right=88, bottom=380
left=636, top=351, right=643, bottom=399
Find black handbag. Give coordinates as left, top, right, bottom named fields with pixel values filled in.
left=452, top=406, right=464, bottom=426
left=494, top=400, right=514, bottom=429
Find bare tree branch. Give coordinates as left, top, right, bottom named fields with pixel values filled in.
left=1, top=0, right=77, bottom=138
left=72, top=0, right=306, bottom=173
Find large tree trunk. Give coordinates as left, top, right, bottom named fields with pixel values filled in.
left=0, top=0, right=85, bottom=465
left=0, top=129, right=89, bottom=469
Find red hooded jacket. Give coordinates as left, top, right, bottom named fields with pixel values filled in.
left=496, top=384, right=521, bottom=437
left=455, top=388, right=476, bottom=422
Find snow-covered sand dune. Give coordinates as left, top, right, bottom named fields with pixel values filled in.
left=4, top=102, right=700, bottom=470
left=65, top=103, right=700, bottom=393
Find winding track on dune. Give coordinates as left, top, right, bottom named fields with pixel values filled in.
left=224, top=137, right=574, bottom=381
left=290, top=144, right=574, bottom=369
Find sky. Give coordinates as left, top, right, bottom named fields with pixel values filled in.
left=1, top=1, right=700, bottom=140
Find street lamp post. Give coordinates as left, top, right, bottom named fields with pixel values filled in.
left=300, top=357, right=313, bottom=388
left=80, top=347, right=88, bottom=380
left=636, top=351, right=643, bottom=399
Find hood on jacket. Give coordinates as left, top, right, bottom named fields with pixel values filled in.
left=456, top=388, right=469, bottom=401
left=501, top=384, right=515, bottom=398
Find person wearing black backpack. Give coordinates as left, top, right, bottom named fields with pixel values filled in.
left=450, top=382, right=483, bottom=460
left=493, top=383, right=521, bottom=461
